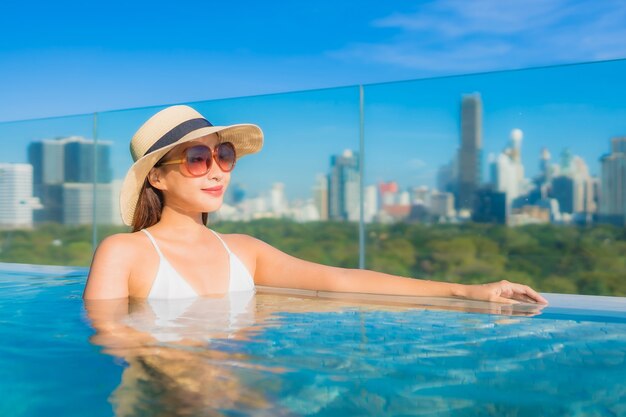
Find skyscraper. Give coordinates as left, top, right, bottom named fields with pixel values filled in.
left=490, top=152, right=518, bottom=202
left=28, top=136, right=114, bottom=224
left=472, top=188, right=506, bottom=224
left=598, top=137, right=626, bottom=226
left=431, top=192, right=455, bottom=219
left=328, top=150, right=359, bottom=221
left=379, top=181, right=399, bottom=207
left=0, top=164, right=41, bottom=229
left=457, top=93, right=482, bottom=211
left=270, top=182, right=288, bottom=217
left=313, top=174, right=329, bottom=221
left=64, top=137, right=113, bottom=183
left=570, top=156, right=596, bottom=215
left=539, top=147, right=553, bottom=184
left=489, top=129, right=527, bottom=216
left=551, top=176, right=575, bottom=214
left=28, top=139, right=65, bottom=222
left=60, top=182, right=119, bottom=226
left=363, top=185, right=378, bottom=223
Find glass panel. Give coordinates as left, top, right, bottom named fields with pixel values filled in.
left=0, top=114, right=96, bottom=266
left=363, top=59, right=626, bottom=296
left=93, top=106, right=164, bottom=242
left=95, top=86, right=362, bottom=267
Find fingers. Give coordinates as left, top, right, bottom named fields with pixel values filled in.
left=512, top=284, right=549, bottom=304
left=527, top=287, right=549, bottom=304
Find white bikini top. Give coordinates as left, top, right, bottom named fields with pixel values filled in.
left=141, top=229, right=255, bottom=299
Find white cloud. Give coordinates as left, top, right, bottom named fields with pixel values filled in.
left=330, top=0, right=626, bottom=73
left=408, top=158, right=427, bottom=169
left=373, top=0, right=569, bottom=37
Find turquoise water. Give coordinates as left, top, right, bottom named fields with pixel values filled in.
left=1, top=263, right=625, bottom=417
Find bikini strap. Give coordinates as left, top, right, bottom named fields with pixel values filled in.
left=141, top=229, right=165, bottom=258
left=209, top=229, right=232, bottom=254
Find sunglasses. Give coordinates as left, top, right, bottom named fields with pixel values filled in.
left=158, top=142, right=237, bottom=176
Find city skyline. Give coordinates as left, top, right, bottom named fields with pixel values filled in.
left=1, top=59, right=624, bottom=202
left=0, top=60, right=625, bottom=225
left=0, top=131, right=623, bottom=228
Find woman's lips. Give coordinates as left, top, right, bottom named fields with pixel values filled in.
left=202, top=185, right=223, bottom=195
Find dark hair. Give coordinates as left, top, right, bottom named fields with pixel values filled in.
left=131, top=179, right=208, bottom=232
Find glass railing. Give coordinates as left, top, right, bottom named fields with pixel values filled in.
left=1, top=59, right=624, bottom=296
left=362, top=59, right=626, bottom=296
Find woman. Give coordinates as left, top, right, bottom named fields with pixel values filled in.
left=83, top=105, right=548, bottom=305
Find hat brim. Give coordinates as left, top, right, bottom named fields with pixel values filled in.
left=120, top=123, right=263, bottom=226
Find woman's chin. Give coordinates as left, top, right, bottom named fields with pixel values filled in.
left=201, top=198, right=224, bottom=213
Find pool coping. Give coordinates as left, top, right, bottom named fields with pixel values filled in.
left=255, top=285, right=626, bottom=310
left=255, top=285, right=626, bottom=322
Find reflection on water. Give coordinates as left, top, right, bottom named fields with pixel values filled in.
left=84, top=291, right=626, bottom=417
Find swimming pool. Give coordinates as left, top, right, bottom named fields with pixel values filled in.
left=1, top=262, right=625, bottom=417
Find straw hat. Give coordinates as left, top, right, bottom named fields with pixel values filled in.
left=119, top=105, right=263, bottom=226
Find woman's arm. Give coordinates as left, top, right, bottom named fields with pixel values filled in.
left=249, top=236, right=548, bottom=304
left=83, top=234, right=134, bottom=300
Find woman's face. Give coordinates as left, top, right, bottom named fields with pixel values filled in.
left=150, top=133, right=231, bottom=215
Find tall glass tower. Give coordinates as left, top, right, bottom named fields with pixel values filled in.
left=457, top=93, right=483, bottom=211
left=328, top=150, right=360, bottom=221
left=599, top=137, right=626, bottom=226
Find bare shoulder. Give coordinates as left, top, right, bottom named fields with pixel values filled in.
left=214, top=232, right=266, bottom=257
left=217, top=232, right=263, bottom=246
left=216, top=232, right=293, bottom=262
left=95, top=232, right=144, bottom=256
left=84, top=232, right=147, bottom=300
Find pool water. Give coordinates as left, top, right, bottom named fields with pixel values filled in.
left=1, top=262, right=625, bottom=417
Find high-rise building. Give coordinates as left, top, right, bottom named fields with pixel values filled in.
left=270, top=182, right=288, bottom=217
left=313, top=174, right=329, bottom=221
left=328, top=150, right=360, bottom=221
left=411, top=186, right=431, bottom=207
left=539, top=147, right=553, bottom=184
left=398, top=191, right=410, bottom=206
left=551, top=176, right=575, bottom=214
left=490, top=152, right=518, bottom=202
left=28, top=136, right=114, bottom=224
left=28, top=140, right=65, bottom=186
left=63, top=182, right=117, bottom=226
left=364, top=185, right=378, bottom=223
left=612, top=136, right=626, bottom=153
left=431, top=192, right=455, bottom=219
left=550, top=154, right=596, bottom=217
left=0, top=164, right=41, bottom=229
left=488, top=129, right=529, bottom=224
left=472, top=188, right=506, bottom=224
left=379, top=181, right=399, bottom=207
left=64, top=138, right=113, bottom=183
left=598, top=137, right=626, bottom=226
left=560, top=148, right=573, bottom=174
left=570, top=156, right=596, bottom=215
left=457, top=93, right=482, bottom=211
left=28, top=139, right=65, bottom=223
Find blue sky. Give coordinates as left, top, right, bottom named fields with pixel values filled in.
left=1, top=0, right=626, bottom=121
left=0, top=1, right=625, bottom=200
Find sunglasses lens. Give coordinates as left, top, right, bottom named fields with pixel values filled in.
left=216, top=142, right=236, bottom=172
left=185, top=146, right=212, bottom=176
left=180, top=143, right=236, bottom=176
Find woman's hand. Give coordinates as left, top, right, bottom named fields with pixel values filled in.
left=459, top=280, right=549, bottom=305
